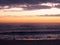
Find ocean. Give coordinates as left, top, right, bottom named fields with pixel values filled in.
left=0, top=23, right=60, bottom=40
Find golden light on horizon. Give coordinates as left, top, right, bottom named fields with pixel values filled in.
left=0, top=16, right=60, bottom=23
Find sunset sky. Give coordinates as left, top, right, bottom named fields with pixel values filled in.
left=0, top=0, right=60, bottom=23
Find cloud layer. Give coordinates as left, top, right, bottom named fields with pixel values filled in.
left=0, top=0, right=60, bottom=4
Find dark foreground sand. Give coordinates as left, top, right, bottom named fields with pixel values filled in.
left=0, top=40, right=60, bottom=45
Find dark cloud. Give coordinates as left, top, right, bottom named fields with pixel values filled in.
left=23, top=5, right=51, bottom=10
left=55, top=5, right=60, bottom=8
left=0, top=0, right=60, bottom=5
left=0, top=0, right=41, bottom=4
left=0, top=0, right=60, bottom=10
left=0, top=4, right=51, bottom=10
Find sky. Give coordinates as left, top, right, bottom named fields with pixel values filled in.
left=0, top=3, right=60, bottom=16
left=0, top=0, right=60, bottom=23
left=0, top=0, right=60, bottom=4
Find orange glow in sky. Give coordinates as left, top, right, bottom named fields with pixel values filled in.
left=0, top=16, right=60, bottom=23
left=0, top=5, right=60, bottom=23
